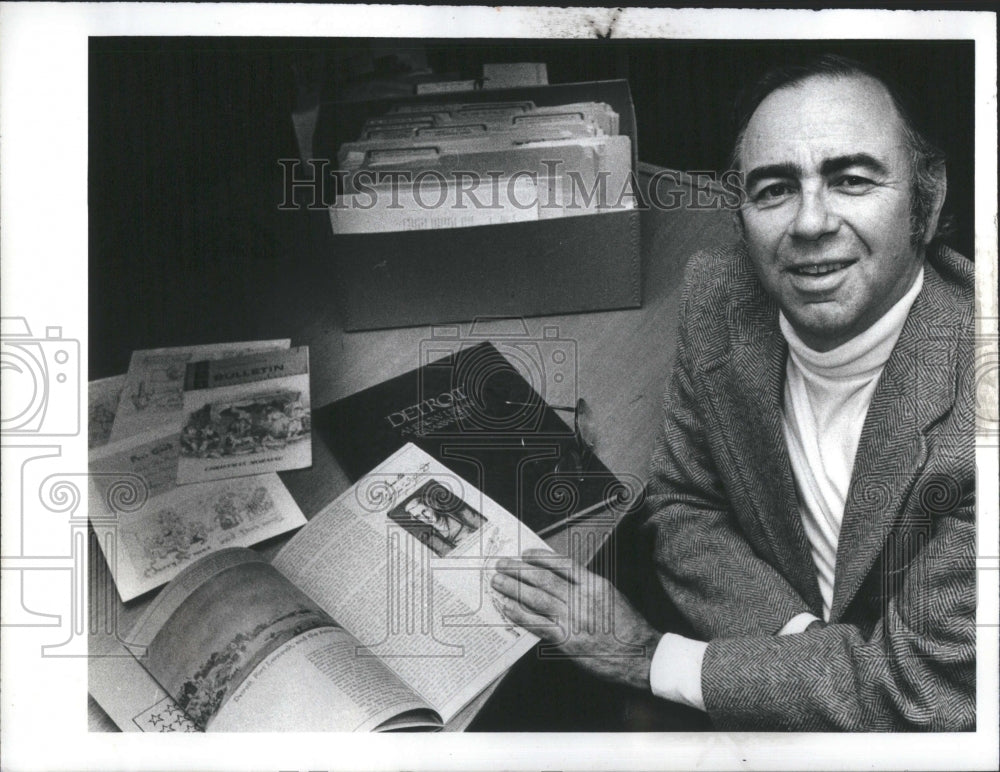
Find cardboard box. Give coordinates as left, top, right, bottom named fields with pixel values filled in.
left=311, top=80, right=640, bottom=331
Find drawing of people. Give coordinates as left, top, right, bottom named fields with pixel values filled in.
left=245, top=486, right=273, bottom=518
left=284, top=401, right=308, bottom=439
left=213, top=492, right=244, bottom=530
left=222, top=408, right=255, bottom=454
left=141, top=509, right=207, bottom=562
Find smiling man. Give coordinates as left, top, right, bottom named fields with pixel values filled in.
left=492, top=55, right=975, bottom=731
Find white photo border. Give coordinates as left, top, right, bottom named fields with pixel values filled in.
left=0, top=4, right=996, bottom=771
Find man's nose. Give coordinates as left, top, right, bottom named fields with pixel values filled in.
left=789, top=185, right=838, bottom=240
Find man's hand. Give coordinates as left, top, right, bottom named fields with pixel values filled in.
left=491, top=548, right=661, bottom=691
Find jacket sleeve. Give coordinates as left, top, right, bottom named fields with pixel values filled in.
left=701, top=483, right=976, bottom=730
left=643, top=255, right=815, bottom=640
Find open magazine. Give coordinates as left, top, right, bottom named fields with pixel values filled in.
left=123, top=443, right=548, bottom=731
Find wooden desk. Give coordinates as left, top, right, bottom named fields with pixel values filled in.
left=87, top=165, right=736, bottom=731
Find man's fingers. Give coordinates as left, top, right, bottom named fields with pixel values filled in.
left=491, top=572, right=566, bottom=618
left=496, top=549, right=586, bottom=589
left=497, top=597, right=565, bottom=643
left=495, top=557, right=571, bottom=599
left=517, top=549, right=580, bottom=584
left=490, top=571, right=568, bottom=642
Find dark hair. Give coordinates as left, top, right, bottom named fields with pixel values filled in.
left=731, top=54, right=949, bottom=245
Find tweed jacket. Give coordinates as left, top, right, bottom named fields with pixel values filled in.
left=644, top=242, right=975, bottom=731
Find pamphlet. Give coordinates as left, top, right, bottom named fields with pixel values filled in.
left=88, top=428, right=307, bottom=601
left=109, top=339, right=290, bottom=442
left=178, top=347, right=311, bottom=484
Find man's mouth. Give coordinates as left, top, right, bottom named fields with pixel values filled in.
left=787, top=261, right=855, bottom=276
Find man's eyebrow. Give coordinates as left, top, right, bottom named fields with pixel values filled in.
left=819, top=153, right=890, bottom=177
left=743, top=154, right=891, bottom=191
left=743, top=162, right=801, bottom=191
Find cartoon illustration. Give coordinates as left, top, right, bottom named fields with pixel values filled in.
left=129, top=356, right=188, bottom=411
left=212, top=486, right=275, bottom=530
left=137, top=509, right=209, bottom=564
left=129, top=486, right=278, bottom=577
left=179, top=391, right=310, bottom=459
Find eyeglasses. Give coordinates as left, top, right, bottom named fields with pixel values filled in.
left=505, top=397, right=596, bottom=479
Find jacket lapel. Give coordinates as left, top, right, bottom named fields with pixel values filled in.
left=715, top=252, right=824, bottom=615
left=829, top=262, right=962, bottom=621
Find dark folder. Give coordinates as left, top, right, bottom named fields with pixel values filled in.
left=314, top=341, right=636, bottom=536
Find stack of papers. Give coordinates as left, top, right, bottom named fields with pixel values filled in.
left=330, top=99, right=635, bottom=234
left=88, top=341, right=311, bottom=601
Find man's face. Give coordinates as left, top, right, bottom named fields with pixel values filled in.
left=407, top=501, right=436, bottom=525
left=738, top=74, right=926, bottom=351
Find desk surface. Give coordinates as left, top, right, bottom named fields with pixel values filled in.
left=87, top=165, right=736, bottom=731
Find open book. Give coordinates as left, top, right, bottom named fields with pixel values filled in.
left=123, top=443, right=548, bottom=731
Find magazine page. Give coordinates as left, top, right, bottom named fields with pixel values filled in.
left=89, top=631, right=199, bottom=733
left=109, top=339, right=290, bottom=442
left=273, top=443, right=548, bottom=722
left=128, top=548, right=438, bottom=732
left=88, top=428, right=307, bottom=601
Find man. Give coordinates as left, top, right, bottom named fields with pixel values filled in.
left=491, top=55, right=975, bottom=731
left=406, top=497, right=465, bottom=546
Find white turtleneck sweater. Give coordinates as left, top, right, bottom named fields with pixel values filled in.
left=779, top=266, right=923, bottom=620
left=649, top=267, right=924, bottom=712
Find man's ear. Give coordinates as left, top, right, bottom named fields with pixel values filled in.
left=921, top=163, right=948, bottom=246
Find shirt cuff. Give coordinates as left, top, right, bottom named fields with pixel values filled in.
left=648, top=633, right=707, bottom=712
left=777, top=611, right=822, bottom=636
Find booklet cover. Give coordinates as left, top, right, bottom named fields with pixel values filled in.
left=315, top=341, right=635, bottom=536
left=178, top=347, right=312, bottom=484
left=109, top=339, right=291, bottom=442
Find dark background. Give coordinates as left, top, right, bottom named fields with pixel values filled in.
left=89, top=38, right=976, bottom=379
